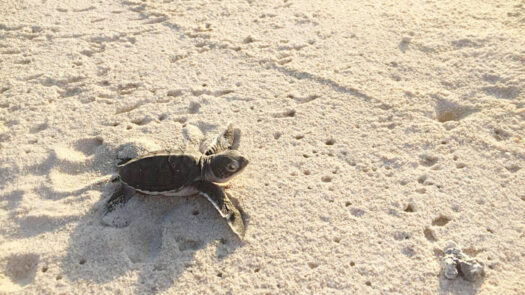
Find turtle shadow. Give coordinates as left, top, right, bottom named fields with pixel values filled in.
left=2, top=184, right=105, bottom=239
left=3, top=189, right=24, bottom=210
left=0, top=166, right=17, bottom=191
left=61, top=188, right=243, bottom=294
left=23, top=140, right=115, bottom=201
left=26, top=138, right=114, bottom=177
left=0, top=138, right=116, bottom=239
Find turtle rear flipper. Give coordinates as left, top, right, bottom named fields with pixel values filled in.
left=194, top=181, right=245, bottom=239
left=105, top=183, right=133, bottom=214
left=204, top=123, right=241, bottom=155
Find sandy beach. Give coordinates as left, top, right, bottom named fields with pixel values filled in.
left=1, top=0, right=524, bottom=294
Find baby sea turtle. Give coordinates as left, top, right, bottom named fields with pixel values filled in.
left=105, top=123, right=249, bottom=239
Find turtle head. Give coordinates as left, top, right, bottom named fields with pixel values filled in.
left=204, top=150, right=249, bottom=183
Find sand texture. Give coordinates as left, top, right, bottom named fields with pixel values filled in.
left=1, top=0, right=524, bottom=294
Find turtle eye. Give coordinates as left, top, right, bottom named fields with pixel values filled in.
left=226, top=160, right=239, bottom=172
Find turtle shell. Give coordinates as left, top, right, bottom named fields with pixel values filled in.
left=118, top=150, right=201, bottom=193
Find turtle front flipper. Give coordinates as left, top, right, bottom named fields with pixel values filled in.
left=194, top=181, right=245, bottom=239
left=204, top=123, right=241, bottom=156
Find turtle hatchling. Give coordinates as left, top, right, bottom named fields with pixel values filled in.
left=105, top=123, right=249, bottom=238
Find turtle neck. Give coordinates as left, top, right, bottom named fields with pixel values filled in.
left=199, top=155, right=214, bottom=181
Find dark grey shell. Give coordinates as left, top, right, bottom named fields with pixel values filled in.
left=118, top=150, right=201, bottom=193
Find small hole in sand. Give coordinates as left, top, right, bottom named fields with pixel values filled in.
left=365, top=281, right=372, bottom=287
left=295, top=135, right=304, bottom=140
left=350, top=261, right=355, bottom=266
left=415, top=188, right=426, bottom=194
left=350, top=208, right=365, bottom=217
left=433, top=248, right=444, bottom=257
left=505, top=164, right=521, bottom=173
left=192, top=209, right=199, bottom=216
left=321, top=176, right=332, bottom=182
left=273, top=132, right=282, bottom=139
left=424, top=227, right=437, bottom=242
left=217, top=272, right=223, bottom=278
left=436, top=111, right=456, bottom=122
left=303, top=170, right=311, bottom=175
left=432, top=215, right=450, bottom=227
left=307, top=262, right=319, bottom=269
left=333, top=237, right=340, bottom=243
left=41, top=266, right=48, bottom=273
left=131, top=117, right=149, bottom=126
left=493, top=128, right=511, bottom=141
left=393, top=231, right=411, bottom=240
left=404, top=204, right=414, bottom=212
left=434, top=100, right=475, bottom=123
left=254, top=268, right=260, bottom=273
left=462, top=247, right=483, bottom=257
left=420, top=154, right=438, bottom=166
left=303, top=154, right=309, bottom=158
left=56, top=275, right=62, bottom=280
left=402, top=247, right=415, bottom=257
left=345, top=201, right=351, bottom=207
left=283, top=109, right=296, bottom=117
left=456, top=163, right=466, bottom=168
left=325, top=139, right=336, bottom=145
left=79, top=259, right=86, bottom=265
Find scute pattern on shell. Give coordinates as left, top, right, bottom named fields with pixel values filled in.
left=119, top=151, right=201, bottom=193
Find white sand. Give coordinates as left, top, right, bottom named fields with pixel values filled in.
left=1, top=0, right=524, bottom=294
